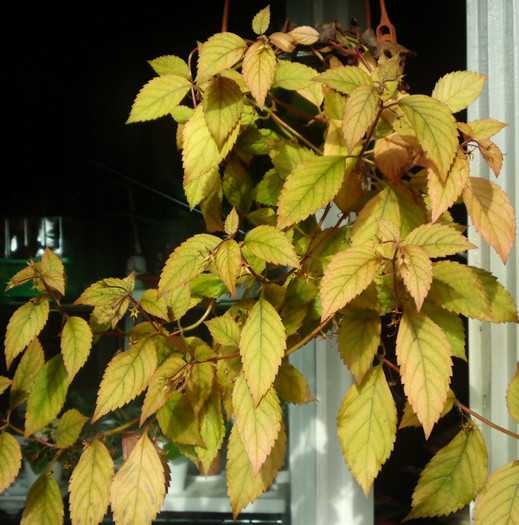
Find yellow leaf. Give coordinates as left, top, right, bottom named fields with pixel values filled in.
left=9, top=337, right=45, bottom=410
left=0, top=431, right=22, bottom=493
left=203, top=75, right=243, bottom=150
left=463, top=176, right=516, bottom=264
left=244, top=225, right=300, bottom=269
left=196, top=32, right=247, bottom=80
left=21, top=472, right=64, bottom=525
left=74, top=275, right=134, bottom=307
left=274, top=359, right=315, bottom=404
left=273, top=60, right=317, bottom=91
left=242, top=41, right=276, bottom=109
left=141, top=356, right=186, bottom=425
left=407, top=424, right=487, bottom=520
left=398, top=94, right=458, bottom=179
left=166, top=281, right=195, bottom=321
left=25, top=355, right=69, bottom=438
left=240, top=298, right=286, bottom=405
left=396, top=308, right=452, bottom=438
left=477, top=138, right=503, bottom=177
left=252, top=5, right=270, bottom=35
left=232, top=373, right=282, bottom=476
left=399, top=389, right=456, bottom=429
left=157, top=392, right=203, bottom=446
left=5, top=297, right=49, bottom=369
left=40, top=247, right=66, bottom=295
left=317, top=65, right=373, bottom=95
left=61, top=316, right=93, bottom=381
left=277, top=155, right=348, bottom=229
left=93, top=340, right=157, bottom=423
left=110, top=433, right=166, bottom=525
left=337, top=309, right=381, bottom=383
left=342, top=84, right=380, bottom=154
left=69, top=440, right=114, bottom=525
left=214, top=239, right=242, bottom=298
left=337, top=364, right=397, bottom=496
left=127, top=75, right=192, bottom=123
left=226, top=420, right=286, bottom=519
left=148, top=55, right=191, bottom=79
left=269, top=32, right=296, bottom=53
left=158, top=233, right=221, bottom=296
left=0, top=376, right=10, bottom=396
left=195, top=393, right=226, bottom=473
left=506, top=362, right=519, bottom=424
left=288, top=25, right=320, bottom=45
left=463, top=118, right=508, bottom=140
left=374, top=134, right=409, bottom=182
left=56, top=409, right=88, bottom=449
left=205, top=316, right=241, bottom=347
left=138, top=289, right=169, bottom=322
left=320, top=245, right=383, bottom=321
left=473, top=460, right=519, bottom=525
left=432, top=70, right=486, bottom=113
left=397, top=244, right=433, bottom=312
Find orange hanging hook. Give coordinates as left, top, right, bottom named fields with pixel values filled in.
left=376, top=0, right=397, bottom=43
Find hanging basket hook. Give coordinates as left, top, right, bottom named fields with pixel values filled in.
left=376, top=0, right=397, bottom=43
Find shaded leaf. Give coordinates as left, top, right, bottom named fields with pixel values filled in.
left=406, top=424, right=487, bottom=520
left=195, top=393, right=226, bottom=473
left=0, top=431, right=22, bottom=493
left=337, top=364, right=397, bottom=496
left=21, top=472, right=64, bottom=525
left=274, top=359, right=315, bottom=404
left=56, top=409, right=88, bottom=449
left=506, top=363, right=519, bottom=424
left=157, top=392, right=203, bottom=446
left=397, top=244, right=433, bottom=312
left=69, top=440, right=114, bottom=525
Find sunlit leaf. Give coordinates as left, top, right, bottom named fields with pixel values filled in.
left=240, top=298, right=286, bottom=405
left=110, top=433, right=166, bottom=525
left=242, top=41, right=276, bottom=109
left=196, top=32, right=247, bottom=80
left=139, top=289, right=169, bottom=322
left=407, top=424, right=487, bottom=520
left=5, top=297, right=49, bottom=369
left=25, top=354, right=69, bottom=438
left=320, top=245, right=383, bottom=320
left=127, top=75, right=192, bottom=123
left=56, top=409, right=88, bottom=449
left=244, top=225, right=300, bottom=268
left=277, top=155, right=347, bottom=230
left=337, top=364, right=397, bottom=496
left=9, top=337, right=45, bottom=410
left=273, top=60, right=317, bottom=91
left=74, top=275, right=134, bottom=307
left=92, top=340, right=157, bottom=422
left=0, top=431, right=22, bottom=493
left=506, top=363, right=519, bottom=424
left=432, top=71, right=486, bottom=113
left=61, top=316, right=93, bottom=381
left=227, top=420, right=286, bottom=519
left=69, top=440, right=114, bottom=525
left=317, top=65, right=373, bottom=95
left=252, top=5, right=270, bottom=35
left=396, top=308, right=452, bottom=438
left=232, top=373, right=282, bottom=475
left=397, top=244, right=433, bottom=312
left=21, top=472, right=64, bottom=525
left=398, top=94, right=458, bottom=179
left=463, top=176, right=516, bottom=264
left=148, top=55, right=191, bottom=78
left=206, top=316, right=241, bottom=347
left=473, top=460, right=519, bottom=525
left=399, top=389, right=456, bottom=429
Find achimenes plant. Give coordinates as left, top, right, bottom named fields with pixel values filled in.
left=1, top=5, right=518, bottom=524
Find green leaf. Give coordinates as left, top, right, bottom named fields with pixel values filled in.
left=110, top=433, right=166, bottom=525
left=244, top=225, right=300, bottom=268
left=158, top=233, right=221, bottom=296
left=166, top=282, right=194, bottom=320
left=342, top=85, right=380, bottom=154
left=240, top=298, right=286, bottom=405
left=69, top=440, right=114, bottom=525
left=317, top=65, right=373, bottom=95
left=141, top=356, right=186, bottom=425
left=21, top=472, right=64, bottom=525
left=242, top=41, right=276, bottom=109
left=277, top=155, right=347, bottom=229
left=226, top=420, right=286, bottom=519
left=506, top=363, right=519, bottom=424
left=92, top=340, right=157, bottom=422
left=203, top=75, right=244, bottom=150
left=74, top=274, right=134, bottom=307
left=0, top=376, right=10, bottom=396
left=406, top=424, right=488, bottom=520
left=273, top=60, right=317, bottom=91
left=403, top=223, right=476, bottom=258
left=320, top=245, right=383, bottom=320
left=274, top=359, right=315, bottom=404
left=25, top=355, right=69, bottom=438
left=9, top=337, right=45, bottom=410
left=0, top=431, right=22, bottom=493
left=127, top=74, right=192, bottom=123
left=337, top=309, right=381, bottom=383
left=463, top=176, right=516, bottom=264
left=5, top=297, right=49, bottom=369
left=432, top=71, right=486, bottom=114
left=396, top=308, right=452, bottom=438
left=195, top=392, right=226, bottom=473
left=196, top=32, right=247, bottom=80
left=337, top=364, right=397, bottom=496
left=473, top=460, right=519, bottom=525
left=61, top=316, right=93, bottom=381
left=398, top=94, right=458, bottom=179
left=252, top=5, right=270, bottom=35
left=232, top=373, right=282, bottom=476
left=56, top=409, right=88, bottom=449
left=206, top=316, right=241, bottom=347
left=139, top=288, right=169, bottom=322
left=397, top=244, right=433, bottom=312
left=157, top=392, right=203, bottom=446
left=148, top=55, right=191, bottom=78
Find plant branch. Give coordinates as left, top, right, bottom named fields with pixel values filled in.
left=285, top=315, right=334, bottom=357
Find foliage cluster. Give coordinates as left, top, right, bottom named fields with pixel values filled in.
left=1, top=5, right=518, bottom=524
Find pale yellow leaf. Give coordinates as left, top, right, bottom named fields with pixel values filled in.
left=244, top=225, right=300, bottom=269
left=148, top=55, right=191, bottom=78
left=506, top=362, right=519, bottom=424
left=242, top=41, right=276, bottom=109
left=0, top=431, right=22, bottom=493
left=397, top=244, right=433, bottom=312
left=61, top=316, right=93, bottom=381
left=69, top=440, right=114, bottom=525
left=288, top=25, right=320, bottom=45
left=432, top=71, right=486, bottom=113
left=139, top=289, right=169, bottom=322
left=196, top=32, right=247, bottom=80
left=252, top=5, right=270, bottom=35
left=317, top=65, right=373, bottom=95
